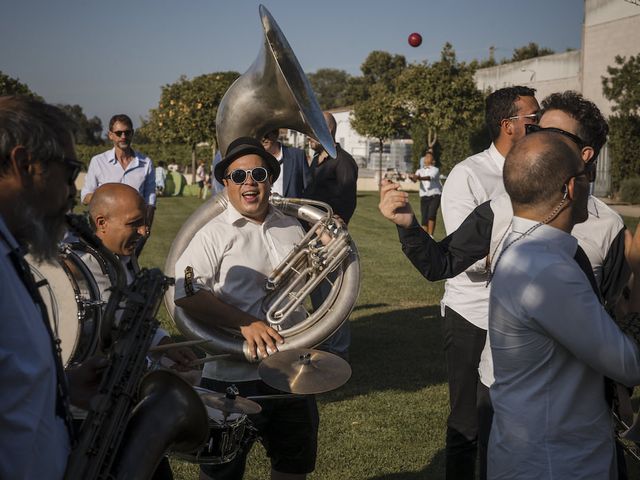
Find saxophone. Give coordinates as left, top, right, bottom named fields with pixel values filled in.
left=63, top=214, right=208, bottom=480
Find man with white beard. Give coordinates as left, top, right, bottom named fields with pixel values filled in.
left=0, top=96, right=102, bottom=479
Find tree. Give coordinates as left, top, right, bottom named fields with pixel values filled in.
left=0, top=71, right=42, bottom=99
left=351, top=83, right=407, bottom=186
left=141, top=71, right=240, bottom=180
left=396, top=43, right=485, bottom=172
left=508, top=42, right=554, bottom=63
left=57, top=104, right=103, bottom=145
left=602, top=54, right=640, bottom=116
left=307, top=69, right=352, bottom=109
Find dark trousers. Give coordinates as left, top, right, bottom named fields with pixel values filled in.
left=476, top=382, right=492, bottom=480
left=443, top=306, right=487, bottom=480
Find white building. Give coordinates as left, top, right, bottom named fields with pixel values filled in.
left=474, top=0, right=640, bottom=195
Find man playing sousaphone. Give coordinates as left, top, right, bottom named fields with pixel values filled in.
left=174, top=137, right=319, bottom=480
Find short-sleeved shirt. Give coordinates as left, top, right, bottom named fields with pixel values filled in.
left=415, top=166, right=441, bottom=197
left=174, top=202, right=305, bottom=382
left=0, top=216, right=70, bottom=479
left=81, top=148, right=156, bottom=206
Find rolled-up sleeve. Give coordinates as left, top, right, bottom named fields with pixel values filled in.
left=81, top=157, right=99, bottom=201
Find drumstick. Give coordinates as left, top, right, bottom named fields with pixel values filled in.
left=188, top=354, right=233, bottom=367
left=148, top=339, right=211, bottom=353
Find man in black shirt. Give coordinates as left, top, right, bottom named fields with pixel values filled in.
left=304, top=112, right=358, bottom=225
left=304, top=111, right=359, bottom=360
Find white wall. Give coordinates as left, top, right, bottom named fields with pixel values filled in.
left=474, top=50, right=581, bottom=103
left=582, top=0, right=640, bottom=116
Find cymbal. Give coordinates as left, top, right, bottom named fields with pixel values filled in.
left=198, top=391, right=262, bottom=415
left=258, top=348, right=352, bottom=395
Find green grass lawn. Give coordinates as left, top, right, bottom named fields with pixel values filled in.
left=136, top=192, right=639, bottom=479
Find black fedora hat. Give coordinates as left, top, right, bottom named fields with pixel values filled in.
left=214, top=137, right=280, bottom=184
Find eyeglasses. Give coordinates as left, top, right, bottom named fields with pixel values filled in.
left=224, top=167, right=269, bottom=184
left=111, top=129, right=133, bottom=138
left=525, top=123, right=587, bottom=149
left=51, top=156, right=83, bottom=183
left=507, top=112, right=540, bottom=123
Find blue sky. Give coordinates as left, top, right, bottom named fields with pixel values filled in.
left=1, top=0, right=584, bottom=129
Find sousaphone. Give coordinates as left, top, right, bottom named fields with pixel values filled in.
left=164, top=5, right=360, bottom=362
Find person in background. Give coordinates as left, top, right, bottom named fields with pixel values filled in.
left=409, top=150, right=441, bottom=235
left=155, top=160, right=167, bottom=197
left=81, top=114, right=156, bottom=230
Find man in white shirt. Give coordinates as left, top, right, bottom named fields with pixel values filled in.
left=81, top=114, right=156, bottom=229
left=439, top=86, right=538, bottom=479
left=489, top=129, right=640, bottom=479
left=410, top=150, right=441, bottom=235
left=174, top=137, right=318, bottom=480
left=380, top=90, right=632, bottom=478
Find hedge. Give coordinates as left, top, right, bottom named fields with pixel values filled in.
left=608, top=114, right=640, bottom=192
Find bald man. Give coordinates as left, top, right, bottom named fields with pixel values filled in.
left=488, top=132, right=640, bottom=479
left=82, top=183, right=196, bottom=367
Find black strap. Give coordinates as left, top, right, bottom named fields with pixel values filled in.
left=573, top=245, right=602, bottom=302
left=4, top=245, right=77, bottom=443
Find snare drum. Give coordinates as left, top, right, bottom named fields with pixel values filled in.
left=173, top=387, right=249, bottom=465
left=26, top=244, right=103, bottom=366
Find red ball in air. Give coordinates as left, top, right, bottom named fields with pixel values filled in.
left=408, top=32, right=422, bottom=48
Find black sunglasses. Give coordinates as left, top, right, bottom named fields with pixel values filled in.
left=224, top=167, right=269, bottom=185
left=55, top=156, right=83, bottom=183
left=525, top=124, right=586, bottom=149
left=111, top=129, right=133, bottom=137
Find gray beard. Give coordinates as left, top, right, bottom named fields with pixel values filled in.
left=19, top=203, right=67, bottom=262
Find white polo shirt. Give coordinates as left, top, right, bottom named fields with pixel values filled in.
left=175, top=202, right=305, bottom=382
left=415, top=166, right=442, bottom=197
left=440, top=143, right=506, bottom=328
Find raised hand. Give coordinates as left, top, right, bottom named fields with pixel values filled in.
left=378, top=179, right=416, bottom=228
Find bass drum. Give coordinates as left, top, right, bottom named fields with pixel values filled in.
left=25, top=244, right=103, bottom=366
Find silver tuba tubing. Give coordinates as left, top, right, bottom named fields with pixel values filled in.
left=164, top=192, right=360, bottom=362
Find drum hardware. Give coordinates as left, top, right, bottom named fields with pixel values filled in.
left=172, top=386, right=259, bottom=465
left=198, top=386, right=262, bottom=416
left=258, top=348, right=352, bottom=395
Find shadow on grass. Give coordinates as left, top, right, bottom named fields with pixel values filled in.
left=323, top=305, right=447, bottom=402
left=366, top=449, right=446, bottom=480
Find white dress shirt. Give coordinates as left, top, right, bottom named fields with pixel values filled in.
left=440, top=143, right=506, bottom=328
left=174, top=202, right=305, bottom=382
left=415, top=166, right=442, bottom=197
left=0, top=216, right=70, bottom=479
left=270, top=145, right=285, bottom=196
left=81, top=148, right=156, bottom=206
left=488, top=217, right=640, bottom=480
